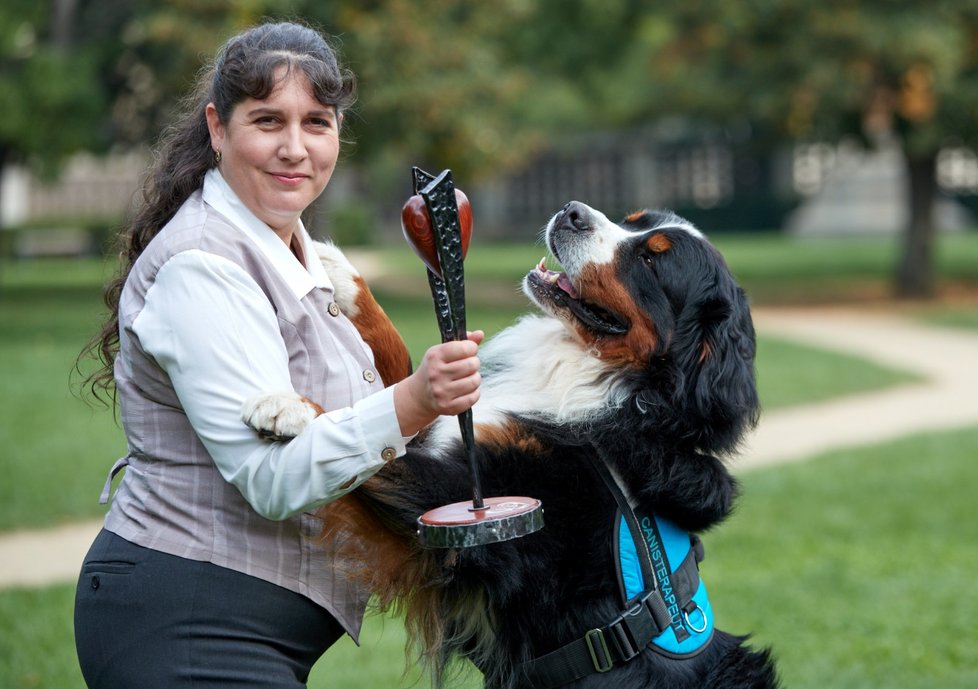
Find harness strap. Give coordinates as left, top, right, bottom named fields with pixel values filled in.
left=670, top=541, right=703, bottom=614
left=584, top=446, right=657, bottom=590
left=517, top=554, right=702, bottom=688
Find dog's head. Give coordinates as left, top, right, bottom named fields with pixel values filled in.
left=524, top=201, right=758, bottom=453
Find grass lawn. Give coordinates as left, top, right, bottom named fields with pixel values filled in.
left=706, top=426, right=978, bottom=689
left=915, top=303, right=978, bottom=331
left=710, top=230, right=978, bottom=303
left=0, top=259, right=128, bottom=531
left=4, top=425, right=975, bottom=688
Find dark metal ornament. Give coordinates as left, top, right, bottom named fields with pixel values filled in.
left=404, top=167, right=544, bottom=548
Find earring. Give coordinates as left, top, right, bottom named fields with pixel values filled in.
left=214, top=149, right=222, bottom=165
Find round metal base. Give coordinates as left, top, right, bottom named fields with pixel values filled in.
left=417, top=497, right=544, bottom=548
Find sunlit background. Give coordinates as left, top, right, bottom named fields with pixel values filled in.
left=1, top=2, right=977, bottom=688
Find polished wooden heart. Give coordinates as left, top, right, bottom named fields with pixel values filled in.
left=401, top=188, right=472, bottom=278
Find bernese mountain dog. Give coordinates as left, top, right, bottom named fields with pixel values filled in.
left=244, top=200, right=779, bottom=689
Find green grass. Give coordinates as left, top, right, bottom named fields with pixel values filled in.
left=5, top=426, right=976, bottom=688
left=754, top=335, right=919, bottom=410
left=308, top=613, right=481, bottom=689
left=706, top=426, right=978, bottom=689
left=710, top=231, right=978, bottom=303
left=916, top=304, right=978, bottom=331
left=0, top=259, right=127, bottom=531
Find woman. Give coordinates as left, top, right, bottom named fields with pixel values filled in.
left=75, top=21, right=482, bottom=688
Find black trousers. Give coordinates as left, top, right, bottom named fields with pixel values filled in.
left=74, top=529, right=346, bottom=688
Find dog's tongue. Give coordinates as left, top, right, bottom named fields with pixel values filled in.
left=557, top=273, right=579, bottom=299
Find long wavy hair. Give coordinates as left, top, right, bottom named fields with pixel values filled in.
left=79, top=21, right=356, bottom=403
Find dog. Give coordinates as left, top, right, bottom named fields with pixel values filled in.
left=243, top=201, right=779, bottom=689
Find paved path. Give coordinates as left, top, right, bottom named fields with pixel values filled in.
left=740, top=306, right=978, bottom=469
left=3, top=307, right=977, bottom=589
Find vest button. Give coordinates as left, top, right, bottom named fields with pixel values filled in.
left=381, top=447, right=397, bottom=462
left=363, top=369, right=376, bottom=383
left=328, top=302, right=341, bottom=317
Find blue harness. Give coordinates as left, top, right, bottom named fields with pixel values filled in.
left=517, top=449, right=716, bottom=688
left=615, top=510, right=714, bottom=657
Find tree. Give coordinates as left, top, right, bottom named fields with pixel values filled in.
left=620, top=0, right=978, bottom=298
left=302, top=0, right=545, bottom=187
left=0, top=1, right=106, bottom=183
left=0, top=1, right=291, bottom=216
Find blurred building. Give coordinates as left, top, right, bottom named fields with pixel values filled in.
left=2, top=134, right=976, bottom=254
left=0, top=151, right=145, bottom=257
left=785, top=140, right=976, bottom=237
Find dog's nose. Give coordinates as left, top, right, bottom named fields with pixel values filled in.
left=561, top=201, right=592, bottom=232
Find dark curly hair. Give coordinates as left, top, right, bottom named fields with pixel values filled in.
left=79, top=21, right=356, bottom=403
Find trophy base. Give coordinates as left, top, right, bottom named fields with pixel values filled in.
left=417, top=497, right=544, bottom=548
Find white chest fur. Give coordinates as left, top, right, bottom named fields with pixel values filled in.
left=424, top=315, right=633, bottom=450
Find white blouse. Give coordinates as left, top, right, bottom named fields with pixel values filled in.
left=131, top=169, right=412, bottom=519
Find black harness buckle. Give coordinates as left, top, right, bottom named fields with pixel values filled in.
left=606, top=609, right=642, bottom=663
left=584, top=629, right=613, bottom=672
left=606, top=588, right=673, bottom=665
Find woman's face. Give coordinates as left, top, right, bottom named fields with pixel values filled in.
left=206, top=67, right=341, bottom=242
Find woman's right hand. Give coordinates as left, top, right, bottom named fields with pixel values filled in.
left=392, top=331, right=484, bottom=437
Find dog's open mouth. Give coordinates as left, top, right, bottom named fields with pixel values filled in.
left=526, top=258, right=629, bottom=336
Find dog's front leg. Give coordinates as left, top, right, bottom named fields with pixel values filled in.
left=640, top=451, right=739, bottom=532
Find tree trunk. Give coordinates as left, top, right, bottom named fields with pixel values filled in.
left=0, top=145, right=7, bottom=285
left=895, top=152, right=938, bottom=299
left=52, top=0, right=80, bottom=50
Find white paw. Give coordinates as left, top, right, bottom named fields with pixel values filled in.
left=241, top=393, right=317, bottom=441
left=313, top=241, right=360, bottom=317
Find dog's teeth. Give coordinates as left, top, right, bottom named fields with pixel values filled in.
left=535, top=256, right=561, bottom=284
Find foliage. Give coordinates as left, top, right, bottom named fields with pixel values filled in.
left=5, top=2, right=978, bottom=176
left=0, top=1, right=105, bottom=174
left=614, top=1, right=978, bottom=150
left=0, top=0, right=286, bottom=177
left=620, top=0, right=978, bottom=296
left=309, top=0, right=544, bottom=184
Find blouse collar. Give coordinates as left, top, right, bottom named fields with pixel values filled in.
left=201, top=168, right=333, bottom=298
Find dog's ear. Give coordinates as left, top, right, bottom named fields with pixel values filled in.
left=674, top=287, right=759, bottom=455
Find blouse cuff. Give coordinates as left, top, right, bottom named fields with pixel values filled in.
left=350, top=385, right=414, bottom=463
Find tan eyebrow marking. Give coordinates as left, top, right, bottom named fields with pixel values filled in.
left=646, top=233, right=672, bottom=254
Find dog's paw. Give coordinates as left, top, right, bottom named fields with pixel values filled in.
left=241, top=392, right=320, bottom=441
left=313, top=240, right=360, bottom=318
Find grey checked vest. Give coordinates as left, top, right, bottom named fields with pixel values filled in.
left=102, top=190, right=384, bottom=639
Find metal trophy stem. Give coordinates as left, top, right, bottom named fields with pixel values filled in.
left=408, top=167, right=544, bottom=548
left=413, top=167, right=485, bottom=509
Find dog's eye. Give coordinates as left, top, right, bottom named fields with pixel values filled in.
left=641, top=253, right=655, bottom=267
